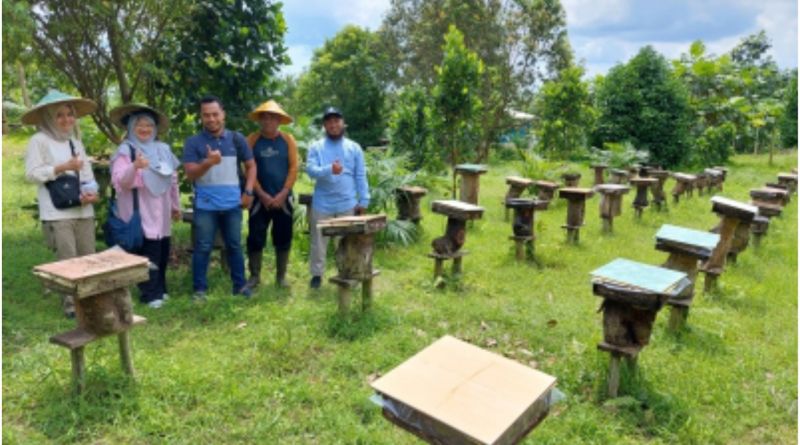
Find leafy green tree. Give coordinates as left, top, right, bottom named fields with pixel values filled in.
left=293, top=26, right=387, bottom=146
left=381, top=0, right=572, bottom=160
left=431, top=25, right=484, bottom=196
left=27, top=0, right=193, bottom=145
left=152, top=0, right=289, bottom=142
left=779, top=72, right=797, bottom=149
left=388, top=85, right=437, bottom=170
left=593, top=46, right=692, bottom=168
left=533, top=65, right=596, bottom=159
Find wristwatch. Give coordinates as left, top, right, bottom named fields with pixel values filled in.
left=244, top=189, right=254, bottom=196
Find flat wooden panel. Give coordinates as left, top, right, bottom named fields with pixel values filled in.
left=656, top=224, right=720, bottom=251
left=591, top=258, right=687, bottom=295
left=455, top=163, right=488, bottom=174
left=505, top=176, right=534, bottom=186
left=372, top=335, right=556, bottom=445
left=431, top=200, right=484, bottom=219
left=33, top=248, right=148, bottom=282
left=595, top=184, right=630, bottom=194
left=317, top=214, right=387, bottom=235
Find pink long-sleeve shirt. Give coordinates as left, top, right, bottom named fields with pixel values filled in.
left=111, top=154, right=181, bottom=240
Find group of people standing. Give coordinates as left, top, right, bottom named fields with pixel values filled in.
left=23, top=90, right=370, bottom=317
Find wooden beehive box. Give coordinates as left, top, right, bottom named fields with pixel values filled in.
left=655, top=224, right=720, bottom=260
left=33, top=248, right=149, bottom=299
left=431, top=200, right=484, bottom=220
left=372, top=335, right=557, bottom=445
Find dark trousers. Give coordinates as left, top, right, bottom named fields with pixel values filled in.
left=137, top=237, right=171, bottom=303
left=247, top=203, right=293, bottom=254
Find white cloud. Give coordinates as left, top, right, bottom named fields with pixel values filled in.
left=562, top=0, right=632, bottom=28
left=281, top=44, right=314, bottom=77
left=330, top=0, right=390, bottom=29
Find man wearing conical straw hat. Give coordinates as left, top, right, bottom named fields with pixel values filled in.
left=243, top=100, right=299, bottom=289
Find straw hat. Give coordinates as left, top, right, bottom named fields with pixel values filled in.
left=110, top=103, right=170, bottom=135
left=21, top=90, right=97, bottom=125
left=248, top=100, right=293, bottom=124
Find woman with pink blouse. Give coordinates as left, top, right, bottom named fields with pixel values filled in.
left=110, top=104, right=181, bottom=309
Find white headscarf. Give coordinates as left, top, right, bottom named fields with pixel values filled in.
left=111, top=112, right=178, bottom=196
left=37, top=104, right=81, bottom=142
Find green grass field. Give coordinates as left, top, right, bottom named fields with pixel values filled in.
left=3, top=132, right=797, bottom=444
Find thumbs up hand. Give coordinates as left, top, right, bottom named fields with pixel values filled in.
left=133, top=150, right=149, bottom=170
left=206, top=145, right=222, bottom=166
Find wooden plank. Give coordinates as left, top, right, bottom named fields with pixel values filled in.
left=318, top=214, right=387, bottom=236
left=672, top=172, right=696, bottom=182
left=558, top=187, right=594, bottom=199
left=454, top=163, right=488, bottom=174
left=505, top=176, right=534, bottom=186
left=49, top=315, right=147, bottom=349
left=431, top=200, right=484, bottom=220
left=655, top=224, right=720, bottom=251
left=711, top=196, right=757, bottom=221
left=33, top=248, right=148, bottom=282
left=595, top=184, right=630, bottom=194
left=591, top=258, right=688, bottom=295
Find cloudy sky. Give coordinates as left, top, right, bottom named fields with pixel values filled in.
left=279, top=0, right=797, bottom=78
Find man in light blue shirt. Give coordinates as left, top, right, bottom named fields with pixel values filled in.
left=306, top=107, right=370, bottom=288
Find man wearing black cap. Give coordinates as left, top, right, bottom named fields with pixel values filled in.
left=305, top=107, right=370, bottom=289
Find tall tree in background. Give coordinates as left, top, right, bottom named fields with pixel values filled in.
left=779, top=72, right=798, bottom=149
left=2, top=0, right=37, bottom=107
left=593, top=46, right=692, bottom=168
left=389, top=85, right=436, bottom=170
left=381, top=0, right=572, bottom=159
left=27, top=0, right=192, bottom=144
left=431, top=25, right=484, bottom=197
left=533, top=65, right=596, bottom=159
left=293, top=26, right=387, bottom=146
left=151, top=0, right=288, bottom=142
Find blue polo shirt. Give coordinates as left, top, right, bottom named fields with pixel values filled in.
left=182, top=129, right=252, bottom=211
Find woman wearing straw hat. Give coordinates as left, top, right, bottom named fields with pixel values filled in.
left=243, top=100, right=299, bottom=289
left=110, top=104, right=182, bottom=309
left=23, top=90, right=100, bottom=318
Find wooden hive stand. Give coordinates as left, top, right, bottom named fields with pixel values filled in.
left=591, top=258, right=690, bottom=397
left=697, top=172, right=711, bottom=196
left=429, top=200, right=484, bottom=285
left=750, top=188, right=785, bottom=219
left=558, top=188, right=594, bottom=243
left=595, top=184, right=630, bottom=233
left=454, top=164, right=488, bottom=205
left=700, top=196, right=758, bottom=292
left=705, top=168, right=724, bottom=193
left=713, top=166, right=729, bottom=181
left=298, top=193, right=313, bottom=233
left=750, top=215, right=770, bottom=249
left=503, top=176, right=534, bottom=221
left=505, top=198, right=549, bottom=261
left=627, top=164, right=640, bottom=180
left=533, top=180, right=560, bottom=202
left=777, top=173, right=798, bottom=193
left=561, top=172, right=581, bottom=188
left=609, top=169, right=629, bottom=185
left=591, top=164, right=608, bottom=186
left=33, top=249, right=150, bottom=394
left=395, top=186, right=428, bottom=224
left=629, top=177, right=657, bottom=219
left=318, top=214, right=387, bottom=315
left=649, top=170, right=670, bottom=211
left=654, top=225, right=720, bottom=331
left=670, top=173, right=696, bottom=203
left=764, top=183, right=792, bottom=204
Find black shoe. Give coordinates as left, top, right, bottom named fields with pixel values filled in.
left=309, top=276, right=322, bottom=289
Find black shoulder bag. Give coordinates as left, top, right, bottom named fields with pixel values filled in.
left=45, top=140, right=82, bottom=209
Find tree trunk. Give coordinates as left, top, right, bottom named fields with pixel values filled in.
left=16, top=62, right=31, bottom=107
left=107, top=15, right=132, bottom=103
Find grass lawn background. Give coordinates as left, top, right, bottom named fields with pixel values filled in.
left=2, top=132, right=797, bottom=444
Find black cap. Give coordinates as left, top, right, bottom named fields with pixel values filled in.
left=322, top=106, right=343, bottom=120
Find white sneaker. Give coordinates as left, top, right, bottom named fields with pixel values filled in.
left=162, top=293, right=170, bottom=301
left=147, top=299, right=164, bottom=309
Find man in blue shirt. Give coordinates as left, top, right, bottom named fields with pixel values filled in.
left=182, top=96, right=257, bottom=299
left=305, top=107, right=370, bottom=289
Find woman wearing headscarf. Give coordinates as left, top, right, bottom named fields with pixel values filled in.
left=110, top=104, right=181, bottom=309
left=23, top=90, right=100, bottom=318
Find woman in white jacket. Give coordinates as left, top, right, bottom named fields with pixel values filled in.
left=23, top=90, right=99, bottom=318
